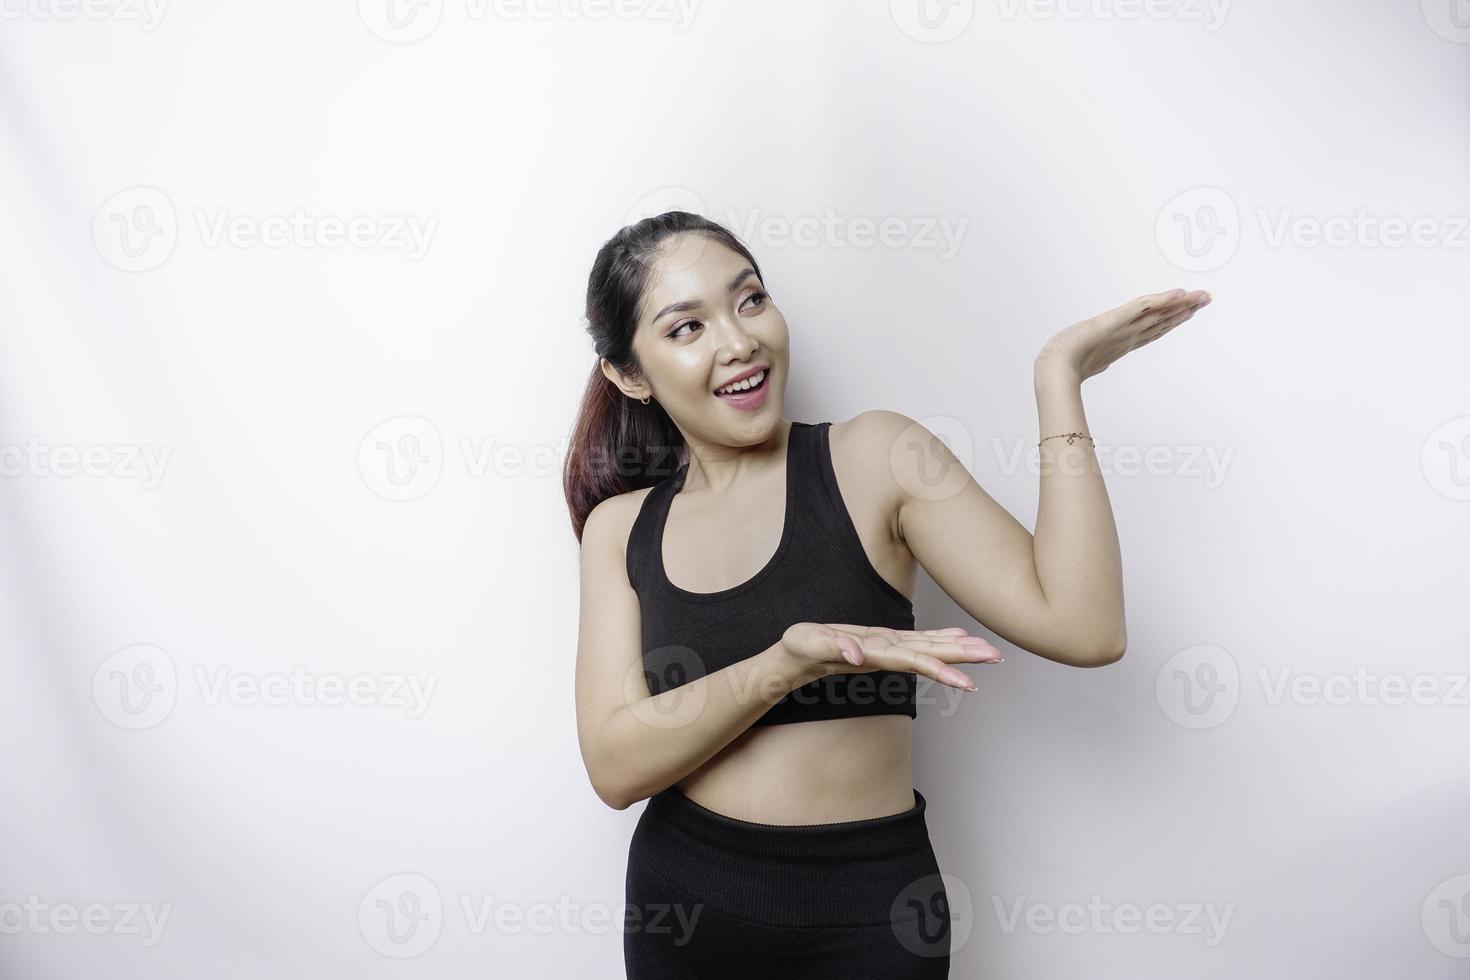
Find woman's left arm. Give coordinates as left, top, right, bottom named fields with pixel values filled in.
left=871, top=287, right=1213, bottom=669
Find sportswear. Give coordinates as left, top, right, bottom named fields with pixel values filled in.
left=624, top=784, right=951, bottom=976
left=624, top=419, right=917, bottom=725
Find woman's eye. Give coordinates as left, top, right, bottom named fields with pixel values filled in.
left=668, top=292, right=766, bottom=339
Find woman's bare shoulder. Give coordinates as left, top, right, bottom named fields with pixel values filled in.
left=581, top=482, right=658, bottom=554
left=827, top=410, right=922, bottom=537
left=828, top=409, right=923, bottom=462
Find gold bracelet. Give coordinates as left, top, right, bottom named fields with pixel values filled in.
left=1038, top=432, right=1093, bottom=448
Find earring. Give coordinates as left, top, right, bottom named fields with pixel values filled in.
left=640, top=394, right=651, bottom=405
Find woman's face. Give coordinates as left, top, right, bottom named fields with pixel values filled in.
left=607, top=232, right=789, bottom=446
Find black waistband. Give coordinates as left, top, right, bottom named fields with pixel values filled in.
left=631, top=787, right=940, bottom=927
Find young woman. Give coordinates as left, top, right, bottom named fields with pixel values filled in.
left=566, top=211, right=1211, bottom=977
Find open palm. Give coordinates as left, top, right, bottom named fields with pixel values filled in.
left=1039, top=288, right=1213, bottom=381
left=780, top=621, right=1002, bottom=692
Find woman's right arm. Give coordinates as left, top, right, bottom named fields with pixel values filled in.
left=574, top=496, right=816, bottom=810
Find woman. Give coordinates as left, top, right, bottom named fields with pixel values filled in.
left=566, top=211, right=1211, bottom=977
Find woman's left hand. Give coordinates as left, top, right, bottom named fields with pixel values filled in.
left=1036, top=288, right=1213, bottom=381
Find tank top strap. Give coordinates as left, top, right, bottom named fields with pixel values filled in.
left=624, top=467, right=681, bottom=592
left=791, top=420, right=916, bottom=610
left=783, top=418, right=823, bottom=495
left=785, top=419, right=843, bottom=540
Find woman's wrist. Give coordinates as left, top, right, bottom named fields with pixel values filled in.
left=767, top=640, right=824, bottom=691
left=1034, top=354, right=1083, bottom=390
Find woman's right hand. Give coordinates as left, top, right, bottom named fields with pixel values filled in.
left=779, top=621, right=1004, bottom=691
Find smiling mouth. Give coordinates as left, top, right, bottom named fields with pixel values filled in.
left=714, top=369, right=768, bottom=398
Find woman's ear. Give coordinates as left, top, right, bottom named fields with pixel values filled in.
left=600, top=357, right=650, bottom=402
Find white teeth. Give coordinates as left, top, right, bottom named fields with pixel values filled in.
left=716, top=369, right=766, bottom=395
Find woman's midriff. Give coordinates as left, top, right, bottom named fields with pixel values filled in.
left=674, top=713, right=915, bottom=824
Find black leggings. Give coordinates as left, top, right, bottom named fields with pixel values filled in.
left=623, top=786, right=951, bottom=978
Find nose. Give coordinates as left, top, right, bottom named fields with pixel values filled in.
left=709, top=313, right=759, bottom=360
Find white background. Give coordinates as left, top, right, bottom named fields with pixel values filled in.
left=2, top=0, right=1468, bottom=976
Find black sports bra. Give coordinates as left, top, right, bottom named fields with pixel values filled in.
left=624, top=419, right=917, bottom=726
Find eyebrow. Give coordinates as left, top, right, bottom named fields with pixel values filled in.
left=648, top=268, right=758, bottom=327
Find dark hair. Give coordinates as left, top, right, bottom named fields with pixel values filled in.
left=563, top=210, right=764, bottom=542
